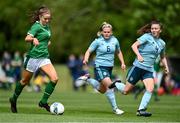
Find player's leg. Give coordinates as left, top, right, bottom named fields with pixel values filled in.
left=137, top=74, right=154, bottom=117
left=39, top=62, right=58, bottom=112
left=9, top=56, right=35, bottom=113
left=76, top=74, right=101, bottom=91
left=101, top=73, right=124, bottom=115
left=103, top=87, right=124, bottom=115
left=75, top=66, right=102, bottom=91
left=110, top=66, right=139, bottom=94
left=134, top=85, right=145, bottom=100
left=153, top=72, right=160, bottom=101
left=9, top=70, right=33, bottom=113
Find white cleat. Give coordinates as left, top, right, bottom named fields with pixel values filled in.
left=75, top=74, right=90, bottom=87
left=113, top=108, right=124, bottom=115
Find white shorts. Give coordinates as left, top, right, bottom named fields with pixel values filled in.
left=24, top=57, right=51, bottom=72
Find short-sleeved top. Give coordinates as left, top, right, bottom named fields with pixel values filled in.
left=89, top=36, right=121, bottom=67
left=26, top=21, right=51, bottom=58
left=133, top=33, right=166, bottom=72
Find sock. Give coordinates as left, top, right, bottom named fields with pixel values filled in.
left=153, top=84, right=158, bottom=100
left=11, top=81, right=25, bottom=102
left=40, top=81, right=56, bottom=104
left=138, top=91, right=152, bottom=110
left=105, top=89, right=117, bottom=111
left=87, top=78, right=100, bottom=90
left=115, top=83, right=125, bottom=93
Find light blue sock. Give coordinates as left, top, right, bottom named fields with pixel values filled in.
left=87, top=78, right=100, bottom=90
left=138, top=91, right=152, bottom=110
left=105, top=89, right=117, bottom=111
left=115, top=83, right=125, bottom=93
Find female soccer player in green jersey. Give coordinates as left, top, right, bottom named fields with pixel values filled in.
left=110, top=20, right=170, bottom=117
left=9, top=5, right=59, bottom=113
left=76, top=22, right=126, bottom=115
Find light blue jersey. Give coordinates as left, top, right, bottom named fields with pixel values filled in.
left=133, top=33, right=166, bottom=72
left=89, top=36, right=120, bottom=67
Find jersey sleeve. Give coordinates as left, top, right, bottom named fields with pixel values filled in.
left=89, top=39, right=99, bottom=52
left=27, top=23, right=40, bottom=37
left=160, top=40, right=166, bottom=56
left=137, top=33, right=149, bottom=44
left=115, top=38, right=121, bottom=51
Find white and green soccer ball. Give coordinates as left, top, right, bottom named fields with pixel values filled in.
left=50, top=102, right=64, bottom=115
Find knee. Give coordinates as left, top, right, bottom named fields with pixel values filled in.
left=122, top=88, right=130, bottom=95
left=123, top=91, right=128, bottom=95
left=20, top=78, right=30, bottom=85
left=50, top=77, right=59, bottom=83
left=99, top=89, right=106, bottom=94
left=146, top=86, right=154, bottom=93
left=146, top=88, right=154, bottom=93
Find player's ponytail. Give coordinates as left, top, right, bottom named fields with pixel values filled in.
left=29, top=5, right=50, bottom=23
left=137, top=23, right=151, bottom=35
left=137, top=20, right=162, bottom=35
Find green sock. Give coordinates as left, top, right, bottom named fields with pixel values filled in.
left=40, top=81, right=56, bottom=104
left=12, top=81, right=25, bottom=102
left=153, top=84, right=158, bottom=99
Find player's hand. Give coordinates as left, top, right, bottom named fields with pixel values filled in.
left=83, top=59, right=88, bottom=65
left=164, top=67, right=170, bottom=75
left=33, top=38, right=39, bottom=46
left=48, top=41, right=51, bottom=46
left=121, top=64, right=126, bottom=71
left=137, top=55, right=144, bottom=62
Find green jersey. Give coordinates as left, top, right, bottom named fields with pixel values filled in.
left=27, top=21, right=51, bottom=58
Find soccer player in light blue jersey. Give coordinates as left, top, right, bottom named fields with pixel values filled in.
left=9, top=6, right=59, bottom=113
left=76, top=22, right=126, bottom=115
left=109, top=20, right=169, bottom=117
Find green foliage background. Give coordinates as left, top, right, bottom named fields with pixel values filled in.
left=0, top=0, right=180, bottom=64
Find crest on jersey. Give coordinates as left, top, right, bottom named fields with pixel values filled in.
left=103, top=72, right=107, bottom=76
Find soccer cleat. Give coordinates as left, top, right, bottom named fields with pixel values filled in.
left=9, top=97, right=17, bottom=113
left=39, top=101, right=50, bottom=112
left=136, top=109, right=152, bottom=117
left=113, top=108, right=124, bottom=115
left=109, top=79, right=121, bottom=89
left=75, top=74, right=90, bottom=87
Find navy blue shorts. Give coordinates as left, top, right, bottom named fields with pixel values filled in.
left=126, top=66, right=153, bottom=85
left=94, top=66, right=113, bottom=82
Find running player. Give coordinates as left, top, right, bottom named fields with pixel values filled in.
left=9, top=5, right=59, bottom=113
left=110, top=20, right=169, bottom=117
left=76, top=22, right=126, bottom=115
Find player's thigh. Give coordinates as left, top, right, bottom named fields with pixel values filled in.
left=41, top=63, right=58, bottom=82
left=143, top=78, right=154, bottom=92
left=142, top=71, right=154, bottom=92
left=21, top=70, right=33, bottom=85
left=99, top=83, right=107, bottom=93
left=101, top=77, right=112, bottom=87
left=124, top=81, right=134, bottom=94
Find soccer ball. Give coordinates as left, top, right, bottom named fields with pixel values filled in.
left=50, top=102, right=64, bottom=115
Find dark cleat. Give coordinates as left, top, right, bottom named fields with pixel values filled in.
left=39, top=101, right=50, bottom=112
left=9, top=98, right=17, bottom=113
left=136, top=109, right=152, bottom=117
left=109, top=79, right=121, bottom=89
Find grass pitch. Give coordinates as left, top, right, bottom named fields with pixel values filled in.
left=0, top=65, right=180, bottom=122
